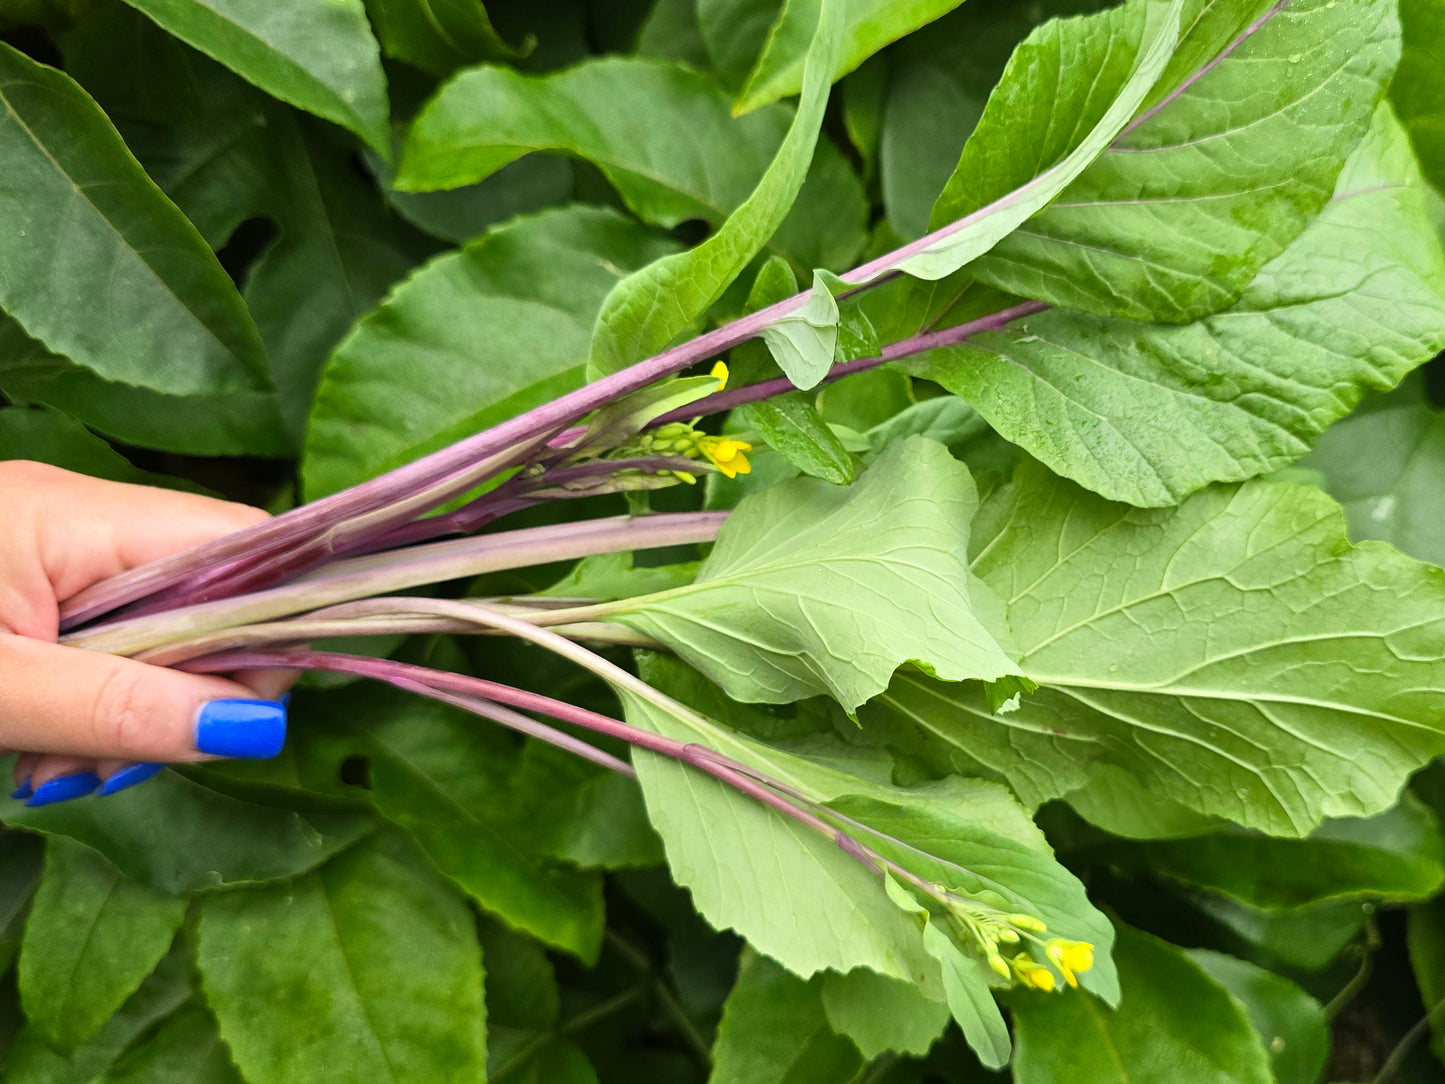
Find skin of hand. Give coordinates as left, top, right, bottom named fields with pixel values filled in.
left=0, top=461, right=292, bottom=806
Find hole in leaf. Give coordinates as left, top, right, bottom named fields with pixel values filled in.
left=339, top=755, right=373, bottom=790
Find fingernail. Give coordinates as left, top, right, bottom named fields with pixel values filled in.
left=195, top=699, right=287, bottom=758
left=10, top=777, right=32, bottom=801
left=99, top=762, right=165, bottom=797
left=26, top=772, right=102, bottom=807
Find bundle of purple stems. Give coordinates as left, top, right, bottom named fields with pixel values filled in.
left=52, top=221, right=1059, bottom=960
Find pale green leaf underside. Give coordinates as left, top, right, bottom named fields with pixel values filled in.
left=302, top=206, right=679, bottom=498
left=0, top=43, right=269, bottom=398
left=869, top=461, right=1445, bottom=836
left=956, top=0, right=1401, bottom=322
left=912, top=104, right=1445, bottom=506
left=117, top=0, right=391, bottom=154
left=611, top=436, right=1023, bottom=711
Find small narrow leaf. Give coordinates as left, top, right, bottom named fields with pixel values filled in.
left=0, top=44, right=269, bottom=398
left=18, top=841, right=185, bottom=1054
left=923, top=921, right=1011, bottom=1070
left=742, top=394, right=855, bottom=485
left=116, top=0, right=391, bottom=154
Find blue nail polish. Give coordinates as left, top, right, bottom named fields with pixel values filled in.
left=195, top=699, right=287, bottom=758
left=99, top=762, right=165, bottom=797
left=26, top=772, right=101, bottom=807
left=10, top=778, right=32, bottom=801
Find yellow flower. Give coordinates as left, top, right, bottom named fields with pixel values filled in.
left=710, top=360, right=730, bottom=391
left=1011, top=953, right=1055, bottom=992
left=698, top=435, right=752, bottom=479
left=1044, top=939, right=1095, bottom=989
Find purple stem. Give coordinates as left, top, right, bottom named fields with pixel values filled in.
left=656, top=300, right=1048, bottom=424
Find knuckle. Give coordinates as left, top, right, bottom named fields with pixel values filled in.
left=90, top=664, right=154, bottom=754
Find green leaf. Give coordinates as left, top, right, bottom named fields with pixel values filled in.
left=98, top=1003, right=244, bottom=1084
left=540, top=552, right=702, bottom=601
left=116, top=0, right=391, bottom=154
left=0, top=313, right=292, bottom=458
left=0, top=406, right=204, bottom=490
left=923, top=921, right=1010, bottom=1070
left=742, top=393, right=855, bottom=485
left=820, top=967, right=950, bottom=1058
left=1184, top=890, right=1368, bottom=972
left=1302, top=373, right=1445, bottom=569
left=758, top=270, right=840, bottom=389
left=303, top=205, right=679, bottom=498
left=727, top=0, right=970, bottom=115
left=1121, top=793, right=1445, bottom=908
left=1012, top=924, right=1273, bottom=1084
left=609, top=436, right=1022, bottom=711
left=1407, top=895, right=1445, bottom=1066
left=0, top=831, right=43, bottom=980
left=697, top=0, right=783, bottom=89
left=1188, top=951, right=1329, bottom=1084
left=587, top=0, right=844, bottom=376
left=63, top=8, right=434, bottom=446
left=0, top=44, right=269, bottom=398
left=396, top=57, right=866, bottom=275
left=950, top=0, right=1400, bottom=322
left=17, top=840, right=185, bottom=1054
left=623, top=656, right=1114, bottom=997
left=1393, top=0, right=1445, bottom=193
left=911, top=103, right=1445, bottom=506
left=3, top=946, right=192, bottom=1084
left=0, top=767, right=373, bottom=895
left=196, top=833, right=486, bottom=1084
left=872, top=0, right=1184, bottom=284
left=364, top=0, right=522, bottom=76
left=710, top=951, right=863, bottom=1084
left=868, top=460, right=1445, bottom=836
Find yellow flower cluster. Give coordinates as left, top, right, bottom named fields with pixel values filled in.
left=949, top=903, right=1095, bottom=993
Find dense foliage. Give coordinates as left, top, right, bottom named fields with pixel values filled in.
left=2, top=0, right=1445, bottom=1080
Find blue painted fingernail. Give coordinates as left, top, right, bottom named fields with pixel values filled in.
left=195, top=699, right=287, bottom=758
left=26, top=772, right=101, bottom=807
left=99, top=762, right=165, bottom=797
left=10, top=778, right=32, bottom=801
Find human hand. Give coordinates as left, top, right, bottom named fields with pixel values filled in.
left=0, top=461, right=292, bottom=806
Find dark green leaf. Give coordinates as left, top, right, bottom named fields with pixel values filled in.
left=18, top=840, right=185, bottom=1054
left=98, top=1003, right=244, bottom=1084
left=196, top=833, right=487, bottom=1084
left=0, top=43, right=268, bottom=398
left=116, top=0, right=391, bottom=153
left=710, top=951, right=862, bottom=1084
left=1408, top=895, right=1445, bottom=1067
left=303, top=205, right=679, bottom=497
left=1011, top=924, right=1272, bottom=1084
left=0, top=407, right=204, bottom=490
left=1393, top=0, right=1445, bottom=192
left=742, top=393, right=854, bottom=485
left=364, top=0, right=522, bottom=76
left=820, top=967, right=950, bottom=1058
left=0, top=831, right=43, bottom=980
left=1188, top=951, right=1329, bottom=1084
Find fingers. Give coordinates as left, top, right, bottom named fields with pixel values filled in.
left=0, top=635, right=287, bottom=776
left=0, top=461, right=268, bottom=637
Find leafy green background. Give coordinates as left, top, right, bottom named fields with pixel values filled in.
left=1, top=0, right=1444, bottom=1080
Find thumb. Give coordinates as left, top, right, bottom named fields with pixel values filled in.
left=0, top=634, right=287, bottom=768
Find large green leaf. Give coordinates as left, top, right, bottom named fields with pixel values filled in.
left=866, top=461, right=1445, bottom=836
left=1011, top=924, right=1272, bottom=1084
left=1301, top=373, right=1445, bottom=569
left=196, top=833, right=486, bottom=1084
left=609, top=436, right=1022, bottom=711
left=116, top=0, right=391, bottom=153
left=721, top=0, right=969, bottom=115
left=99, top=1003, right=244, bottom=1084
left=1118, top=793, right=1445, bottom=908
left=1189, top=951, right=1329, bottom=1084
left=587, top=0, right=843, bottom=376
left=17, top=840, right=185, bottom=1054
left=363, top=0, right=520, bottom=76
left=302, top=205, right=679, bottom=498
left=625, top=656, right=1115, bottom=1002
left=910, top=103, right=1445, bottom=506
left=397, top=57, right=865, bottom=276
left=1393, top=0, right=1445, bottom=192
left=709, top=952, right=862, bottom=1084
left=949, top=0, right=1399, bottom=322
left=64, top=7, right=434, bottom=447
left=0, top=44, right=268, bottom=398
left=819, top=967, right=950, bottom=1058
left=0, top=768, right=374, bottom=895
